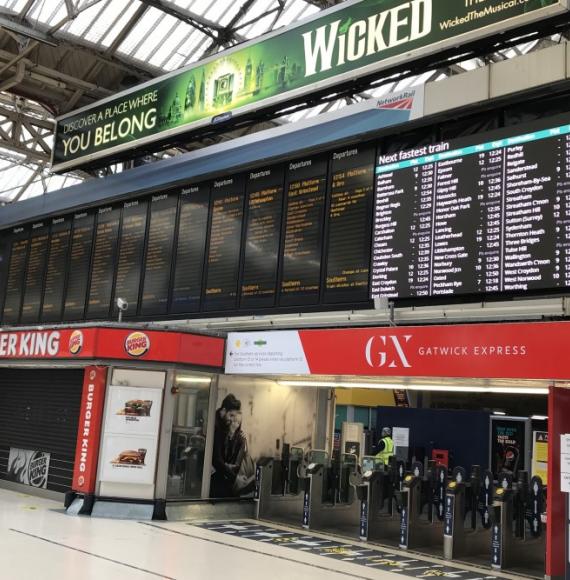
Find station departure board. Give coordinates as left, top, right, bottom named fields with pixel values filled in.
left=371, top=119, right=570, bottom=299
left=20, top=222, right=50, bottom=324
left=240, top=167, right=284, bottom=309
left=41, top=216, right=72, bottom=322
left=171, top=184, right=210, bottom=314
left=280, top=156, right=328, bottom=306
left=8, top=114, right=570, bottom=325
left=325, top=146, right=375, bottom=303
left=2, top=227, right=29, bottom=324
left=140, top=193, right=178, bottom=316
left=204, top=176, right=246, bottom=311
left=114, top=199, right=148, bottom=316
left=87, top=207, right=121, bottom=319
left=63, top=212, right=95, bottom=320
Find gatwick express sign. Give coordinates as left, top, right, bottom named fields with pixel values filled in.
left=225, top=322, right=568, bottom=380
left=52, top=0, right=567, bottom=172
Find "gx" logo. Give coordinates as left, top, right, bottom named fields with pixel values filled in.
left=365, top=335, right=412, bottom=368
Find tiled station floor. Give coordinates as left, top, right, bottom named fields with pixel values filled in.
left=0, top=489, right=526, bottom=580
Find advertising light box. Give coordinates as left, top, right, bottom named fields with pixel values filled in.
left=98, top=385, right=164, bottom=486
left=52, top=0, right=568, bottom=171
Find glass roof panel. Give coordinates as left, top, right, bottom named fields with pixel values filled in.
left=274, top=0, right=319, bottom=29
left=17, top=173, right=83, bottom=201
left=169, top=0, right=192, bottom=8
left=82, top=1, right=128, bottom=45
left=185, top=0, right=215, bottom=17
left=238, top=0, right=276, bottom=26
left=132, top=14, right=185, bottom=63
left=183, top=35, right=212, bottom=65
left=98, top=2, right=143, bottom=48
left=297, top=3, right=321, bottom=21
left=153, top=31, right=187, bottom=69
left=203, top=1, right=227, bottom=23
left=117, top=7, right=165, bottom=56
left=64, top=0, right=110, bottom=38
left=3, top=0, right=30, bottom=12
left=217, top=2, right=244, bottom=27
left=162, top=29, right=210, bottom=69
left=76, top=0, right=103, bottom=9
left=28, top=0, right=67, bottom=26
left=242, top=13, right=278, bottom=39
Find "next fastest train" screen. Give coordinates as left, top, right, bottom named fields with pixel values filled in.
left=371, top=120, right=570, bottom=299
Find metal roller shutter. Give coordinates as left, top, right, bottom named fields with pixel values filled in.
left=0, top=368, right=83, bottom=493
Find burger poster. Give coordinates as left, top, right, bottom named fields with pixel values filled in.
left=98, top=384, right=163, bottom=485
left=105, top=386, right=162, bottom=436
left=99, top=434, right=157, bottom=485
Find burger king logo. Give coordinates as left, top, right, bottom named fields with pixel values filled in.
left=125, top=332, right=150, bottom=358
left=69, top=330, right=83, bottom=355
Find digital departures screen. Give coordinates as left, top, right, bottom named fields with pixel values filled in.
left=371, top=123, right=570, bottom=299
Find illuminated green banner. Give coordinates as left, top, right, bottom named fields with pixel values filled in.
left=52, top=0, right=566, bottom=171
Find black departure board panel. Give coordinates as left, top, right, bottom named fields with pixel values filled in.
left=87, top=207, right=121, bottom=319
left=280, top=156, right=328, bottom=306
left=240, top=167, right=284, bottom=309
left=0, top=235, right=9, bottom=322
left=114, top=199, right=148, bottom=316
left=8, top=112, right=570, bottom=326
left=140, top=193, right=178, bottom=316
left=204, top=177, right=246, bottom=311
left=41, top=217, right=72, bottom=322
left=171, top=184, right=210, bottom=314
left=371, top=120, right=570, bottom=299
left=20, top=222, right=50, bottom=324
left=2, top=227, right=29, bottom=324
left=325, top=146, right=375, bottom=303
left=64, top=212, right=95, bottom=320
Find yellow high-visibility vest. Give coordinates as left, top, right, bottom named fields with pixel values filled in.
left=375, top=436, right=394, bottom=465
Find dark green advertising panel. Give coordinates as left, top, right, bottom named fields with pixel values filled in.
left=52, top=0, right=565, bottom=171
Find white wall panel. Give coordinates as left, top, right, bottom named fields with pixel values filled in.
left=490, top=43, right=566, bottom=98
left=425, top=67, right=489, bottom=116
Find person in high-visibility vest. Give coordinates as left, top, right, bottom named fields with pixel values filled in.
left=375, top=427, right=394, bottom=466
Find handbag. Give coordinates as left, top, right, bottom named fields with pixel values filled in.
left=233, top=452, right=256, bottom=493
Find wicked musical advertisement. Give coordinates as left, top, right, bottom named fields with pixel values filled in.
left=52, top=0, right=566, bottom=171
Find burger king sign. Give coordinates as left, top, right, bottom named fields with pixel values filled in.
left=124, top=332, right=150, bottom=358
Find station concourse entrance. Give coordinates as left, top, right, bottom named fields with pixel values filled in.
left=224, top=321, right=570, bottom=580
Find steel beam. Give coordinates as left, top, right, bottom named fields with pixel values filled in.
left=140, top=0, right=245, bottom=42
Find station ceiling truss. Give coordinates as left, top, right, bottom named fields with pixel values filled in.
left=0, top=0, right=568, bottom=202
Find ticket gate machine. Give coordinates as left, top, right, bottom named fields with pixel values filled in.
left=398, top=461, right=445, bottom=551
left=353, top=456, right=404, bottom=542
left=491, top=472, right=545, bottom=575
left=302, top=452, right=360, bottom=531
left=255, top=446, right=305, bottom=523
left=443, top=466, right=493, bottom=561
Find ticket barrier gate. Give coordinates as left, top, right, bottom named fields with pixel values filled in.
left=302, top=452, right=360, bottom=531
left=399, top=461, right=446, bottom=551
left=491, top=472, right=545, bottom=576
left=353, top=456, right=406, bottom=543
left=443, top=466, right=494, bottom=562
left=255, top=446, right=305, bottom=523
